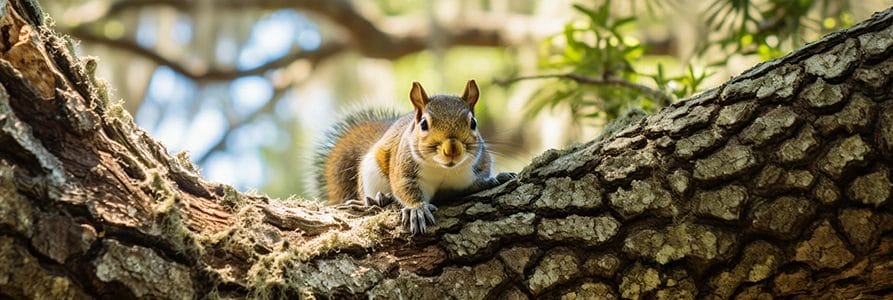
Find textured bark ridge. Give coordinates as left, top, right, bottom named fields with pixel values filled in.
left=1, top=0, right=892, bottom=298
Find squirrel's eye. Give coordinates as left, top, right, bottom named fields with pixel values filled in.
left=470, top=118, right=477, bottom=130
left=420, top=119, right=428, bottom=131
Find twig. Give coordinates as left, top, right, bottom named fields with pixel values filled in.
left=494, top=73, right=674, bottom=108
left=194, top=82, right=294, bottom=165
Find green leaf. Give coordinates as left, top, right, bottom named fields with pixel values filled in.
left=611, top=16, right=636, bottom=30
left=572, top=4, right=602, bottom=24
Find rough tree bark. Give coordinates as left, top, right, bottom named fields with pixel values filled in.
left=1, top=0, right=892, bottom=299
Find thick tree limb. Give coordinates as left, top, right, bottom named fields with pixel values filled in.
left=1, top=0, right=893, bottom=299
left=67, top=26, right=346, bottom=81
left=67, top=0, right=515, bottom=82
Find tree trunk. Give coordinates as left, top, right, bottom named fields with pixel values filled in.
left=1, top=0, right=892, bottom=299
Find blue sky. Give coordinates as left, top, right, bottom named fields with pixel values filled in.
left=135, top=10, right=319, bottom=191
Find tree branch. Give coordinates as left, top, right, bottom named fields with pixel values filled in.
left=194, top=81, right=293, bottom=165
left=6, top=1, right=893, bottom=298
left=81, top=0, right=519, bottom=63
left=65, top=26, right=346, bottom=82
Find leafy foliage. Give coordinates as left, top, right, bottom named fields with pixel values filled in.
left=528, top=0, right=855, bottom=123
left=530, top=1, right=653, bottom=122
left=701, top=0, right=854, bottom=60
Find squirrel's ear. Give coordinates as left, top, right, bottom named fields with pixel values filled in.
left=462, top=80, right=479, bottom=110
left=410, top=81, right=429, bottom=120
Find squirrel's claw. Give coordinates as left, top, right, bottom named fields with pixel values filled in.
left=401, top=202, right=437, bottom=235
left=364, top=192, right=394, bottom=207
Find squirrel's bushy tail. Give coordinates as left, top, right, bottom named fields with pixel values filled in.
left=312, top=109, right=401, bottom=203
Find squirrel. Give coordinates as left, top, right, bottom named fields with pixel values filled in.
left=313, top=80, right=515, bottom=234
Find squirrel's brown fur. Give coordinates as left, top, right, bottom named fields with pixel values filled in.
left=313, top=80, right=513, bottom=234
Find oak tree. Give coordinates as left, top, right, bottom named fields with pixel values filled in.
left=1, top=0, right=892, bottom=299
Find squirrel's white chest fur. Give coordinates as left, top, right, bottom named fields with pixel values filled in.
left=359, top=152, right=391, bottom=198
left=417, top=160, right=475, bottom=200
left=358, top=151, right=476, bottom=201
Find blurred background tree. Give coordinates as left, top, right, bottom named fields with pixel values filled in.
left=42, top=0, right=889, bottom=199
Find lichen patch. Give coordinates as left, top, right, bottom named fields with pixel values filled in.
left=721, top=64, right=803, bottom=102
left=527, top=249, right=580, bottom=295
left=813, top=176, right=841, bottom=205
left=537, top=214, right=620, bottom=246
left=706, top=241, right=782, bottom=299
left=740, top=106, right=800, bottom=146
left=609, top=178, right=677, bottom=218
left=623, top=223, right=736, bottom=264
left=535, top=174, right=602, bottom=209
left=847, top=168, right=891, bottom=207
left=561, top=282, right=617, bottom=299
left=816, top=93, right=875, bottom=135
left=443, top=213, right=536, bottom=259
left=804, top=38, right=861, bottom=81
left=287, top=255, right=384, bottom=294
left=858, top=23, right=893, bottom=58
left=695, top=185, right=747, bottom=221
left=754, top=64, right=804, bottom=100
left=93, top=239, right=195, bottom=299
left=495, top=183, right=542, bottom=208
left=583, top=254, right=621, bottom=278
left=619, top=263, right=662, bottom=299
left=750, top=196, right=817, bottom=239
left=694, top=144, right=759, bottom=182
left=818, top=135, right=872, bottom=179
left=776, top=124, right=820, bottom=164
left=498, top=246, right=540, bottom=276
left=800, top=77, right=849, bottom=110
left=596, top=146, right=659, bottom=183
left=667, top=169, right=691, bottom=195
left=716, top=100, right=757, bottom=129
left=675, top=126, right=724, bottom=159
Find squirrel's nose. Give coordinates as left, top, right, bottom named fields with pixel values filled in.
left=441, top=139, right=462, bottom=158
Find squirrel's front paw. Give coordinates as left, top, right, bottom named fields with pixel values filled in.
left=365, top=192, right=394, bottom=207
left=401, top=203, right=437, bottom=235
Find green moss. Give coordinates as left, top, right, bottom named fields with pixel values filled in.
left=159, top=205, right=203, bottom=255
left=147, top=170, right=176, bottom=213
left=246, top=252, right=286, bottom=300
left=355, top=210, right=397, bottom=243
left=220, top=184, right=246, bottom=208
left=81, top=56, right=112, bottom=107
left=174, top=151, right=200, bottom=174
left=106, top=101, right=135, bottom=124
left=198, top=205, right=257, bottom=246
left=142, top=170, right=204, bottom=255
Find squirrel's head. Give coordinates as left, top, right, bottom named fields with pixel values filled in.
left=409, top=80, right=481, bottom=168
